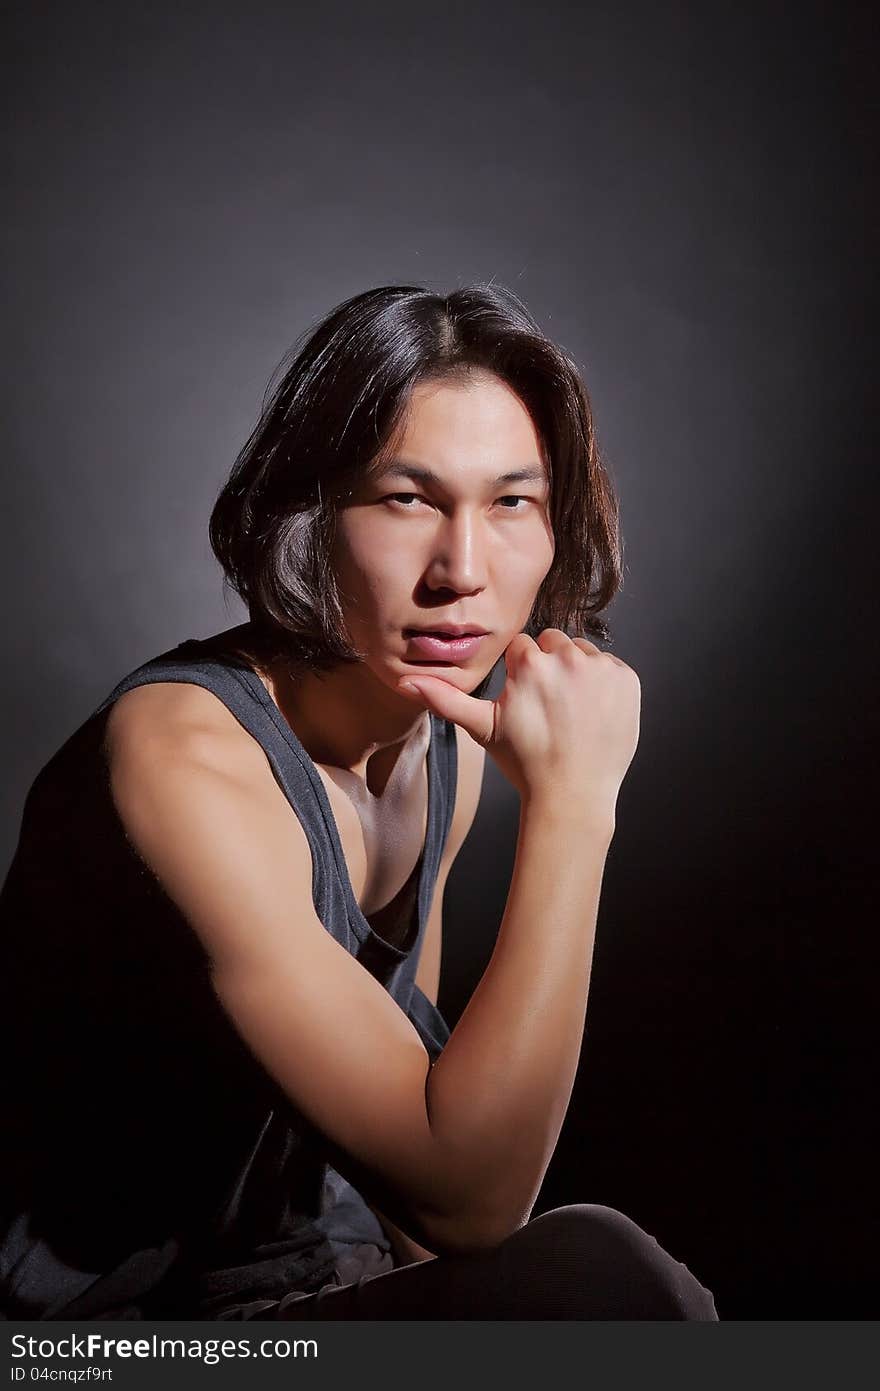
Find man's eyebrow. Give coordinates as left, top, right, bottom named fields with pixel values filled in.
left=374, top=460, right=549, bottom=488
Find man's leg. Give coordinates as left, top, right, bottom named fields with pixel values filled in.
left=274, top=1204, right=720, bottom=1320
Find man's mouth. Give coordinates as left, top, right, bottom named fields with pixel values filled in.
left=403, top=626, right=490, bottom=637
left=403, top=630, right=490, bottom=663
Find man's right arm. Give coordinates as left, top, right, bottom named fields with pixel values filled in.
left=106, top=687, right=462, bottom=1251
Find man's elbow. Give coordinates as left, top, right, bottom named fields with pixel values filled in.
left=419, top=1203, right=528, bottom=1258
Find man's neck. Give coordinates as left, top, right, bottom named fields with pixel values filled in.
left=262, top=653, right=430, bottom=797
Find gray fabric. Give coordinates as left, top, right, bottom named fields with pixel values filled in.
left=314, top=1167, right=389, bottom=1258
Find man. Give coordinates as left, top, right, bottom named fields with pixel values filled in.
left=1, top=284, right=718, bottom=1318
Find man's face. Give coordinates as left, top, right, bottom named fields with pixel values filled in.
left=330, top=370, right=556, bottom=697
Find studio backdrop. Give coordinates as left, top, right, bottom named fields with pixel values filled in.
left=3, top=0, right=874, bottom=1318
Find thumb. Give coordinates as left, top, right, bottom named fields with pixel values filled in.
left=399, top=675, right=495, bottom=746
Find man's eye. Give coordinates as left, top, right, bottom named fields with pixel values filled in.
left=384, top=493, right=425, bottom=507
left=382, top=493, right=532, bottom=511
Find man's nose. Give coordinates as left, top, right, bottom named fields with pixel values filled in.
left=423, top=510, right=488, bottom=594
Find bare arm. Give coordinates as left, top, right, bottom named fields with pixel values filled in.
left=105, top=689, right=500, bottom=1253
left=395, top=631, right=639, bottom=1246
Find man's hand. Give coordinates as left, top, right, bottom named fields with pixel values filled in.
left=399, top=629, right=641, bottom=823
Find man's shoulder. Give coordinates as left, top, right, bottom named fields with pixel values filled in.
left=103, top=680, right=263, bottom=782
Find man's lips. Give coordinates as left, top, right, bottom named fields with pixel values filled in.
left=403, top=630, right=490, bottom=662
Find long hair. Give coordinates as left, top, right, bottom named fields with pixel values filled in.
left=209, top=283, right=623, bottom=694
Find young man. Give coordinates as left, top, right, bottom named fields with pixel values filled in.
left=0, top=284, right=718, bottom=1319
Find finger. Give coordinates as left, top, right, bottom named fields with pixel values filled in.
left=493, top=633, right=534, bottom=684
left=503, top=632, right=539, bottom=666
left=398, top=675, right=495, bottom=745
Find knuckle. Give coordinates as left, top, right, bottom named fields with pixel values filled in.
left=505, top=633, right=534, bottom=660
left=536, top=627, right=568, bottom=651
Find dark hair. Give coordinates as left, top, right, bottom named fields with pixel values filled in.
left=209, top=283, right=623, bottom=693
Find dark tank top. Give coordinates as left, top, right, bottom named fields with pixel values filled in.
left=0, top=633, right=457, bottom=1319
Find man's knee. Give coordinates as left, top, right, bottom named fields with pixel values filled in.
left=513, top=1204, right=719, bottom=1320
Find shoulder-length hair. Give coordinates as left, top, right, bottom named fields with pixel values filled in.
left=209, top=283, right=623, bottom=691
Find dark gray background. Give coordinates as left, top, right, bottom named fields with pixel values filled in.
left=4, top=0, right=874, bottom=1318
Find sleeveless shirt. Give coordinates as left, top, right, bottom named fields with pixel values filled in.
left=0, top=633, right=457, bottom=1319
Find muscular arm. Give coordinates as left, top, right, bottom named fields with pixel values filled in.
left=363, top=774, right=612, bottom=1255
left=394, top=632, right=633, bottom=1248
